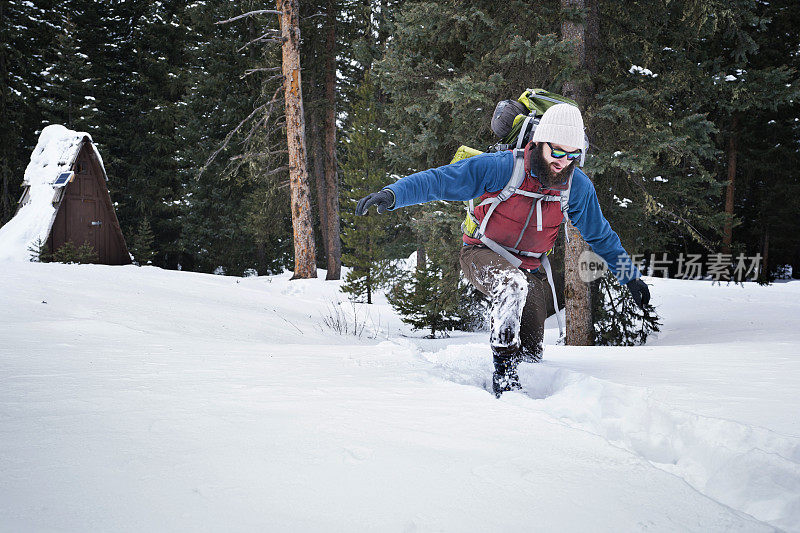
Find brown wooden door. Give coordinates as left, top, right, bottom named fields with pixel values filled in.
left=66, top=168, right=100, bottom=252
left=66, top=198, right=97, bottom=250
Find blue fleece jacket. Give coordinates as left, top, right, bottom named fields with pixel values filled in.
left=384, top=150, right=641, bottom=284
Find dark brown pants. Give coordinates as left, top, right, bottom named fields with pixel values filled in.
left=459, top=245, right=554, bottom=358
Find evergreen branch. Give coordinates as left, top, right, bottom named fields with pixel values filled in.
left=629, top=175, right=717, bottom=252
left=602, top=277, right=619, bottom=315
left=216, top=10, right=281, bottom=25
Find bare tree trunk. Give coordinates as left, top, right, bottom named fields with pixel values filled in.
left=416, top=244, right=426, bottom=270
left=256, top=241, right=267, bottom=275
left=723, top=114, right=739, bottom=255
left=761, top=226, right=770, bottom=281
left=323, top=0, right=342, bottom=280
left=366, top=267, right=372, bottom=305
left=585, top=0, right=600, bottom=78
left=561, top=0, right=593, bottom=346
left=1, top=171, right=8, bottom=224
left=279, top=0, right=317, bottom=279
left=415, top=244, right=427, bottom=304
left=308, top=103, right=330, bottom=261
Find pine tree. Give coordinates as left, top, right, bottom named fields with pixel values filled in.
left=387, top=256, right=461, bottom=338
left=593, top=271, right=660, bottom=346
left=378, top=0, right=578, bottom=172
left=301, top=0, right=402, bottom=280
left=340, top=75, right=392, bottom=303
left=278, top=0, right=317, bottom=279
left=84, top=0, right=189, bottom=269
left=585, top=0, right=799, bottom=279
left=179, top=0, right=293, bottom=275
left=39, top=7, right=99, bottom=133
left=129, top=217, right=155, bottom=265
left=0, top=0, right=60, bottom=224
left=387, top=209, right=484, bottom=337
left=709, top=0, right=800, bottom=277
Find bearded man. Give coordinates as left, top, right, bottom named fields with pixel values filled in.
left=356, top=103, right=650, bottom=396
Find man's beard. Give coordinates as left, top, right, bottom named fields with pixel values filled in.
left=530, top=142, right=576, bottom=189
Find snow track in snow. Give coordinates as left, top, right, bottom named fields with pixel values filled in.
left=419, top=343, right=800, bottom=532
left=3, top=265, right=797, bottom=531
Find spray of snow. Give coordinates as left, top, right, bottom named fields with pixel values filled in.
left=484, top=266, right=528, bottom=349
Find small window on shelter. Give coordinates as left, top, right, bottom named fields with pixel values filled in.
left=76, top=160, right=88, bottom=174
left=18, top=186, right=30, bottom=206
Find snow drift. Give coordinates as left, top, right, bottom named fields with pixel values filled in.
left=1, top=262, right=798, bottom=531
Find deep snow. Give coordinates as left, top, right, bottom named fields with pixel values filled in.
left=1, top=262, right=798, bottom=532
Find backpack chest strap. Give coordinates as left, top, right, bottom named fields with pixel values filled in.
left=475, top=190, right=561, bottom=209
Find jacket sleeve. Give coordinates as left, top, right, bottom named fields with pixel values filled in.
left=567, top=169, right=642, bottom=285
left=384, top=152, right=513, bottom=209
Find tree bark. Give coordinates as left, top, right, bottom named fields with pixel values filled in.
left=561, top=0, right=594, bottom=346
left=366, top=267, right=372, bottom=305
left=279, top=0, right=317, bottom=279
left=722, top=114, right=739, bottom=255
left=416, top=244, right=426, bottom=270
left=323, top=0, right=342, bottom=280
left=761, top=226, right=769, bottom=282
left=414, top=244, right=427, bottom=303
left=1, top=171, right=8, bottom=224
left=308, top=102, right=330, bottom=261
left=256, top=241, right=267, bottom=275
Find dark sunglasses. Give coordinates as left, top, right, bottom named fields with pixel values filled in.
left=547, top=142, right=582, bottom=160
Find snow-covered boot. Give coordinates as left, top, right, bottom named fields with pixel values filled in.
left=492, top=350, right=521, bottom=397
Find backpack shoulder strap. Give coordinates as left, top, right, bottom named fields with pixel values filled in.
left=475, top=149, right=525, bottom=240
left=515, top=114, right=536, bottom=149
left=560, top=170, right=573, bottom=218
left=497, top=148, right=526, bottom=201
left=560, top=170, right=574, bottom=243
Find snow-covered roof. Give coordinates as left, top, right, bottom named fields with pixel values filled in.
left=0, top=124, right=107, bottom=262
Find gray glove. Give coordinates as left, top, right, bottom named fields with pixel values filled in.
left=626, top=278, right=651, bottom=308
left=355, top=189, right=395, bottom=216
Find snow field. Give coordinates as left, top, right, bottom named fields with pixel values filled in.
left=1, top=262, right=798, bottom=531
left=421, top=344, right=800, bottom=531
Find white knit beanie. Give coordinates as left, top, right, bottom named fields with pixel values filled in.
left=531, top=103, right=586, bottom=154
